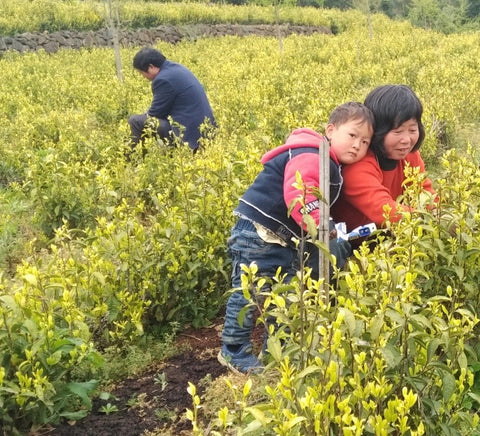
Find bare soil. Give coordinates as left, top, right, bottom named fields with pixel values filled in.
left=50, top=318, right=264, bottom=436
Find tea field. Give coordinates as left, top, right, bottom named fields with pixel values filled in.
left=1, top=5, right=480, bottom=435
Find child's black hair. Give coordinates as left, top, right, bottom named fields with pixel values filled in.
left=328, top=101, right=375, bottom=129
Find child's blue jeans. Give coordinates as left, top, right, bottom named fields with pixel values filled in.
left=221, top=218, right=351, bottom=346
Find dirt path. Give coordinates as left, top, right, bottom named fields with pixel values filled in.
left=51, top=319, right=255, bottom=435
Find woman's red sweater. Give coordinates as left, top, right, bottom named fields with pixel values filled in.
left=331, top=149, right=436, bottom=230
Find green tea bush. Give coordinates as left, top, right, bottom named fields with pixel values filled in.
left=0, top=10, right=480, bottom=432
left=413, top=147, right=480, bottom=310
left=28, top=150, right=103, bottom=237
left=0, top=188, right=35, bottom=273
left=189, top=151, right=480, bottom=435
left=0, top=1, right=359, bottom=36
left=0, top=0, right=104, bottom=35
left=0, top=267, right=102, bottom=433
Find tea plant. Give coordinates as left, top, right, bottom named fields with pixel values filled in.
left=1, top=9, right=480, bottom=433
left=415, top=146, right=480, bottom=308
left=0, top=1, right=356, bottom=36
left=188, top=151, right=480, bottom=434
left=0, top=268, right=102, bottom=432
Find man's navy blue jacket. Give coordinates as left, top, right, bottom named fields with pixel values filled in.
left=148, top=60, right=216, bottom=149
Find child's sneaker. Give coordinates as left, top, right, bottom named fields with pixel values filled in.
left=217, top=343, right=263, bottom=374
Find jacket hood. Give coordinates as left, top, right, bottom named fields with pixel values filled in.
left=261, top=128, right=338, bottom=164
left=261, top=128, right=330, bottom=164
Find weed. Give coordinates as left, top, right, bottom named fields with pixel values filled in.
left=99, top=403, right=119, bottom=415
left=153, top=372, right=168, bottom=391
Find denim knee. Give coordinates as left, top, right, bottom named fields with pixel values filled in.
left=227, top=219, right=297, bottom=288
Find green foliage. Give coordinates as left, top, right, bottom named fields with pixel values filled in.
left=28, top=151, right=103, bottom=237
left=0, top=188, right=37, bottom=274
left=1, top=8, right=480, bottom=433
left=0, top=0, right=104, bottom=35
left=0, top=0, right=350, bottom=36
left=92, top=328, right=181, bottom=383
left=0, top=270, right=102, bottom=432
left=408, top=0, right=470, bottom=33
left=99, top=402, right=119, bottom=415
left=188, top=151, right=480, bottom=434
left=0, top=0, right=478, bottom=36
left=412, top=147, right=480, bottom=308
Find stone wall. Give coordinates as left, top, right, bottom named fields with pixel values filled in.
left=0, top=24, right=331, bottom=55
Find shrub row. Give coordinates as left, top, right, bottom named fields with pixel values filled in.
left=0, top=0, right=351, bottom=37
left=1, top=9, right=480, bottom=432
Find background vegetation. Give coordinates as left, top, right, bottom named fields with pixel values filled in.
left=0, top=0, right=479, bottom=36
left=1, top=1, right=480, bottom=434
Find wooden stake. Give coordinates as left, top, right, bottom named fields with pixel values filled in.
left=319, top=137, right=330, bottom=301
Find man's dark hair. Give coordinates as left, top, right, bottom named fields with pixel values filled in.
left=133, top=47, right=166, bottom=72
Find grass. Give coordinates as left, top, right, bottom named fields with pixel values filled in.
left=71, top=327, right=184, bottom=385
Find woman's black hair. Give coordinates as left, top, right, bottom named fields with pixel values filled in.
left=133, top=47, right=166, bottom=72
left=364, top=85, right=425, bottom=168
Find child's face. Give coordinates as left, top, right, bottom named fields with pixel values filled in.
left=383, top=118, right=419, bottom=160
left=326, top=119, right=372, bottom=165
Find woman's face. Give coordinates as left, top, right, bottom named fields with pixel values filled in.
left=383, top=118, right=419, bottom=160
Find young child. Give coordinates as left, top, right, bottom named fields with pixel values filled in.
left=218, top=101, right=374, bottom=374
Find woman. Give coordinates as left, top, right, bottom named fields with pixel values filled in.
left=331, top=84, right=436, bottom=231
